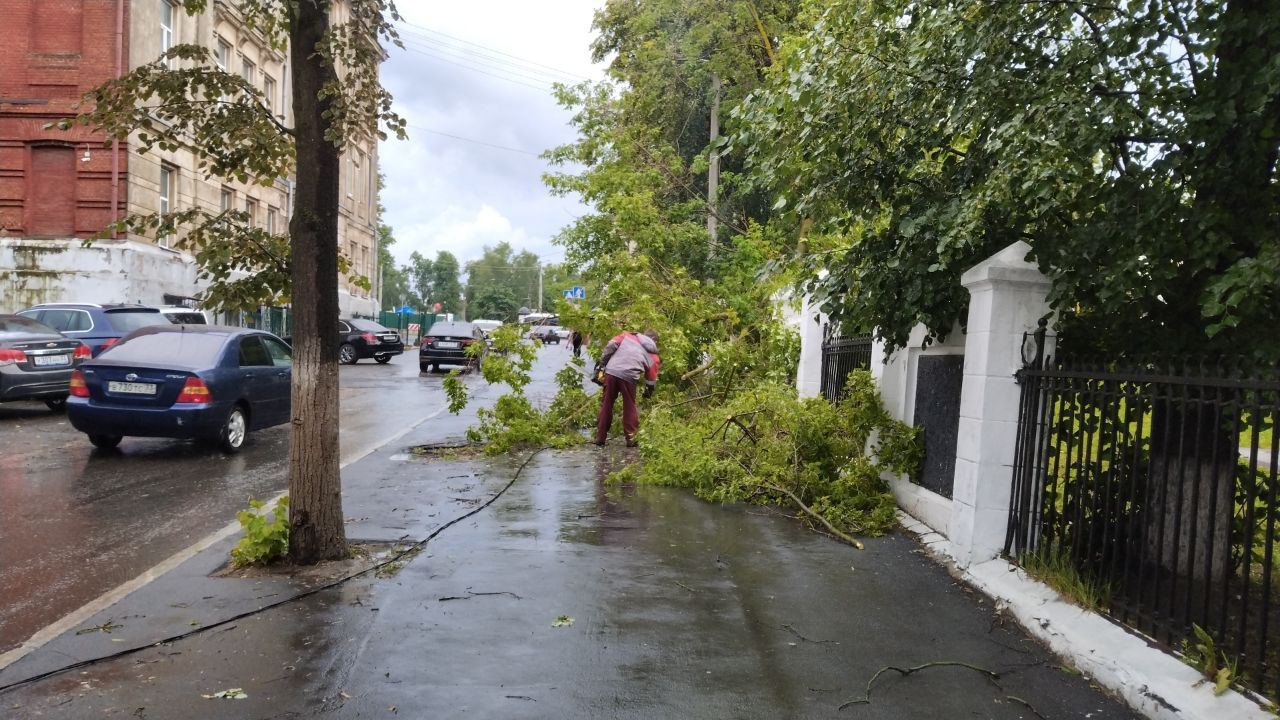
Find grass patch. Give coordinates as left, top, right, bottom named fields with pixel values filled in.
left=1019, top=549, right=1111, bottom=612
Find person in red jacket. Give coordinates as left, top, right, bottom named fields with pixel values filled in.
left=594, top=329, right=660, bottom=447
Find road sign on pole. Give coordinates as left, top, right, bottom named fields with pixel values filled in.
left=570, top=286, right=586, bottom=300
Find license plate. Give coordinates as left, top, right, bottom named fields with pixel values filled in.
left=437, top=341, right=459, bottom=349
left=108, top=381, right=157, bottom=395
left=33, top=354, right=70, bottom=367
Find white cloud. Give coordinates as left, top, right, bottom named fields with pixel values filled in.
left=377, top=0, right=606, bottom=272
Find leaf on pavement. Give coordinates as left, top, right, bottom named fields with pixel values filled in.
left=551, top=615, right=574, bottom=628
left=201, top=688, right=248, bottom=700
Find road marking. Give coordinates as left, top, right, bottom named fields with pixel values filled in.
left=0, top=399, right=454, bottom=673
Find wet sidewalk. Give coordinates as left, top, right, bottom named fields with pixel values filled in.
left=1, top=445, right=1137, bottom=719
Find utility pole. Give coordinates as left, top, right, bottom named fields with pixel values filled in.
left=537, top=263, right=544, bottom=312
left=707, top=73, right=721, bottom=251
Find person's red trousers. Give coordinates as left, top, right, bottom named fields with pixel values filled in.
left=596, top=373, right=638, bottom=444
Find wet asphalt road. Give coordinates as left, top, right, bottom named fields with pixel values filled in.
left=0, top=351, right=491, bottom=655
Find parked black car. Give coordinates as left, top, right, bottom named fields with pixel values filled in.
left=338, top=319, right=404, bottom=365
left=529, top=325, right=561, bottom=344
left=419, top=321, right=485, bottom=372
left=0, top=314, right=90, bottom=410
left=17, top=303, right=171, bottom=357
left=67, top=325, right=292, bottom=452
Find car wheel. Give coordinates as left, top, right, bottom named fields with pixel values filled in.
left=431, top=363, right=440, bottom=373
left=218, top=405, right=248, bottom=453
left=339, top=343, right=357, bottom=365
left=419, top=363, right=430, bottom=374
left=375, top=354, right=391, bottom=364
left=45, top=397, right=67, bottom=412
left=88, top=433, right=122, bottom=450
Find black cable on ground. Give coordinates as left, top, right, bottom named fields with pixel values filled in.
left=0, top=446, right=552, bottom=696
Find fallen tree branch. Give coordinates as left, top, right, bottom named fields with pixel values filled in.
left=838, top=661, right=1001, bottom=710
left=756, top=481, right=865, bottom=550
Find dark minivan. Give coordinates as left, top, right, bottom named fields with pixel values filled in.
left=18, top=303, right=171, bottom=357
left=67, top=325, right=291, bottom=452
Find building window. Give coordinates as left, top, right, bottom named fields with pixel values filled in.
left=244, top=198, right=258, bottom=227
left=345, top=154, right=355, bottom=198
left=158, top=164, right=175, bottom=247
left=160, top=1, right=176, bottom=66
left=219, top=187, right=233, bottom=212
left=215, top=38, right=231, bottom=71
left=241, top=58, right=256, bottom=87
left=262, top=75, right=275, bottom=114
left=266, top=206, right=278, bottom=234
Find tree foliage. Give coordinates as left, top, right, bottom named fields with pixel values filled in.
left=377, top=222, right=410, bottom=309
left=733, top=0, right=1280, bottom=359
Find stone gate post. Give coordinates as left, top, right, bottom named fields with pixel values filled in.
left=949, top=241, right=1052, bottom=568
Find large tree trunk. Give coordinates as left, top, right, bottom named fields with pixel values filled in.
left=286, top=0, right=347, bottom=564
left=1145, top=400, right=1235, bottom=584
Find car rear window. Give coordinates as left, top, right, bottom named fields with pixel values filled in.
left=166, top=312, right=207, bottom=324
left=106, top=310, right=172, bottom=333
left=350, top=319, right=390, bottom=332
left=101, top=331, right=227, bottom=367
left=0, top=316, right=59, bottom=335
left=427, top=322, right=474, bottom=336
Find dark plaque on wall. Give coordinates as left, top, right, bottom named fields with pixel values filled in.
left=911, top=354, right=963, bottom=498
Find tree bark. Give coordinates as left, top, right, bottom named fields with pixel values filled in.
left=1145, top=399, right=1235, bottom=584
left=286, top=0, right=347, bottom=564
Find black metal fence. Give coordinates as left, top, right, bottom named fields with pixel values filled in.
left=1007, top=343, right=1280, bottom=699
left=820, top=335, right=873, bottom=401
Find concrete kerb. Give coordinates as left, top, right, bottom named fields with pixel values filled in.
left=896, top=509, right=1273, bottom=720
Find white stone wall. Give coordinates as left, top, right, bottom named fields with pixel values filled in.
left=0, top=238, right=199, bottom=312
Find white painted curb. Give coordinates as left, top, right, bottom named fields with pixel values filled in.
left=897, top=510, right=1272, bottom=720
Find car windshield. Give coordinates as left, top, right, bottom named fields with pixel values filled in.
left=350, top=319, right=389, bottom=332
left=106, top=310, right=171, bottom=333
left=427, top=322, right=475, bottom=336
left=101, top=331, right=227, bottom=368
left=0, top=316, right=59, bottom=335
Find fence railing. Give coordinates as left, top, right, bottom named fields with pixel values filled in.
left=820, top=334, right=873, bottom=401
left=1007, top=353, right=1280, bottom=699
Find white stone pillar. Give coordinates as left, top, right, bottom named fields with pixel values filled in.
left=948, top=241, right=1052, bottom=567
left=795, top=295, right=826, bottom=399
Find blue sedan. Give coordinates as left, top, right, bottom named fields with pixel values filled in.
left=67, top=325, right=292, bottom=452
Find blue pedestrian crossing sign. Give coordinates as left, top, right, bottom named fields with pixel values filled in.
left=568, top=286, right=586, bottom=300
left=395, top=305, right=416, bottom=314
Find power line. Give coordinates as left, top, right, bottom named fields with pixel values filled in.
left=396, top=27, right=583, bottom=84
left=393, top=43, right=554, bottom=92
left=397, top=38, right=561, bottom=88
left=395, top=20, right=592, bottom=82
left=406, top=123, right=544, bottom=157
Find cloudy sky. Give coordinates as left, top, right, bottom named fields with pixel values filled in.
left=378, top=1, right=607, bottom=269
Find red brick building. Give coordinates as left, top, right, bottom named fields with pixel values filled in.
left=0, top=0, right=128, bottom=240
